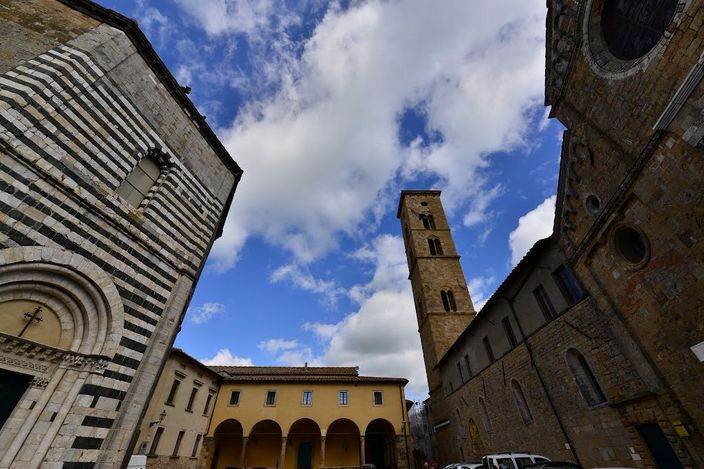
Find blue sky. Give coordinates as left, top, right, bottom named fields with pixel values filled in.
left=97, top=0, right=563, bottom=399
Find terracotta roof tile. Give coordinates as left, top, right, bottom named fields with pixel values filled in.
left=209, top=366, right=407, bottom=385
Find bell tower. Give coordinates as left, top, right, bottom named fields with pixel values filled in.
left=397, top=190, right=475, bottom=395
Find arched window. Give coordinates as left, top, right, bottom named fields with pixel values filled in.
left=566, top=348, right=607, bottom=407
left=428, top=238, right=443, bottom=256
left=511, top=380, right=533, bottom=424
left=420, top=214, right=436, bottom=229
left=116, top=156, right=161, bottom=207
left=440, top=290, right=457, bottom=312
left=447, top=290, right=457, bottom=311
left=441, top=290, right=450, bottom=312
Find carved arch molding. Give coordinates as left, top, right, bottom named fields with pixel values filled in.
left=0, top=246, right=125, bottom=384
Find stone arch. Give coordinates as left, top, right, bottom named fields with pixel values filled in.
left=209, top=419, right=244, bottom=469
left=326, top=418, right=360, bottom=467
left=365, top=418, right=397, bottom=469
left=287, top=419, right=321, bottom=469
left=246, top=420, right=282, bottom=468
left=565, top=348, right=607, bottom=407
left=0, top=247, right=123, bottom=466
left=0, top=246, right=124, bottom=357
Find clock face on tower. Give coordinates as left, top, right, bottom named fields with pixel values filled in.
left=0, top=299, right=67, bottom=349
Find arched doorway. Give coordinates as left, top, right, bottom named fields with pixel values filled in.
left=209, top=419, right=244, bottom=469
left=287, top=419, right=321, bottom=469
left=246, top=420, right=282, bottom=468
left=365, top=419, right=397, bottom=469
left=326, top=418, right=361, bottom=467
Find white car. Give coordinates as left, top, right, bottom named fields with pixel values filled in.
left=481, top=453, right=551, bottom=469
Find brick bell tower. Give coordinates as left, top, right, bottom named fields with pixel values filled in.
left=397, top=190, right=476, bottom=397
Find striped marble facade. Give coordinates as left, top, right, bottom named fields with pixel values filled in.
left=0, top=6, right=240, bottom=468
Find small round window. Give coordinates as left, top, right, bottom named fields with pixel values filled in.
left=585, top=194, right=601, bottom=215
left=601, top=0, right=678, bottom=60
left=420, top=201, right=428, bottom=206
left=614, top=226, right=648, bottom=264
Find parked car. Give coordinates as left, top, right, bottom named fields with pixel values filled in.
left=524, top=462, right=583, bottom=469
left=443, top=461, right=482, bottom=469
left=457, top=462, right=483, bottom=469
left=481, top=453, right=551, bottom=469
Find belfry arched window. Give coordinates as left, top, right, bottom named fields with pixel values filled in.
left=420, top=214, right=436, bottom=229
left=441, top=290, right=457, bottom=312
left=117, top=155, right=161, bottom=207
left=511, top=380, right=533, bottom=424
left=566, top=348, right=607, bottom=407
left=428, top=238, right=443, bottom=256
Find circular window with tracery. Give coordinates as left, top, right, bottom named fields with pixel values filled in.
left=584, top=0, right=685, bottom=78
left=602, top=0, right=679, bottom=60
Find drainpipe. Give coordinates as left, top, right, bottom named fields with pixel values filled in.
left=496, top=257, right=582, bottom=466
left=503, top=295, right=582, bottom=466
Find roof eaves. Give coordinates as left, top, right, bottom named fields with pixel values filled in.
left=170, top=348, right=221, bottom=380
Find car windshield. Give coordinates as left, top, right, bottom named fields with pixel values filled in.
left=496, top=458, right=517, bottom=469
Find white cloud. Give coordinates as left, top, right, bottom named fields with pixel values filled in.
left=508, top=195, right=556, bottom=266
left=173, top=0, right=294, bottom=38
left=201, top=348, right=254, bottom=366
left=200, top=0, right=547, bottom=270
left=298, top=234, right=429, bottom=398
left=258, top=338, right=300, bottom=354
left=270, top=263, right=344, bottom=306
left=188, top=302, right=225, bottom=324
left=302, top=322, right=340, bottom=341
left=463, top=184, right=504, bottom=227
left=135, top=0, right=174, bottom=48
left=467, top=276, right=496, bottom=311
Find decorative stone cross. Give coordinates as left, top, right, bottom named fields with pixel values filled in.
left=19, top=306, right=43, bottom=337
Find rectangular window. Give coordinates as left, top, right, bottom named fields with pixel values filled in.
left=373, top=391, right=384, bottom=406
left=191, top=434, right=202, bottom=458
left=265, top=391, right=277, bottom=406
left=502, top=317, right=518, bottom=347
left=456, top=362, right=464, bottom=383
left=185, top=387, right=198, bottom=412
left=149, top=427, right=164, bottom=455
left=229, top=390, right=240, bottom=406
left=554, top=265, right=585, bottom=305
left=302, top=390, right=313, bottom=406
left=203, top=393, right=213, bottom=415
left=533, top=284, right=556, bottom=320
left=172, top=430, right=185, bottom=457
left=339, top=391, right=348, bottom=406
left=165, top=379, right=181, bottom=405
left=483, top=336, right=495, bottom=362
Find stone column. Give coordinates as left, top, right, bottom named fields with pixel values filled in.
left=279, top=436, right=287, bottom=469
left=360, top=436, right=366, bottom=465
left=240, top=436, right=249, bottom=468
left=320, top=435, right=326, bottom=468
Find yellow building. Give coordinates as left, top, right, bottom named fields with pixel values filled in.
left=204, top=366, right=412, bottom=469
left=133, top=348, right=219, bottom=468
